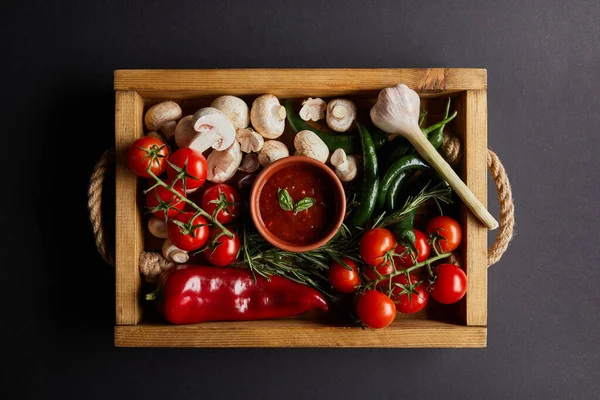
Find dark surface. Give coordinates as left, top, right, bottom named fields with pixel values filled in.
left=2, top=0, right=599, bottom=399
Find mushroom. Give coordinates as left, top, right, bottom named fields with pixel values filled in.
left=206, top=139, right=243, bottom=183
left=162, top=239, right=189, bottom=263
left=250, top=94, right=286, bottom=139
left=211, top=95, right=250, bottom=131
left=189, top=107, right=236, bottom=153
left=326, top=99, right=356, bottom=132
left=299, top=97, right=327, bottom=121
left=294, top=130, right=329, bottom=163
left=236, top=127, right=264, bottom=153
left=174, top=115, right=196, bottom=148
left=146, top=131, right=166, bottom=142
left=145, top=101, right=182, bottom=139
left=330, top=148, right=358, bottom=182
left=148, top=218, right=169, bottom=239
left=239, top=153, right=260, bottom=173
left=258, top=140, right=289, bottom=167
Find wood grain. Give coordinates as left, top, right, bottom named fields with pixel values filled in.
left=461, top=90, right=489, bottom=326
left=115, top=91, right=144, bottom=325
left=114, top=69, right=486, bottom=100
left=115, top=320, right=486, bottom=348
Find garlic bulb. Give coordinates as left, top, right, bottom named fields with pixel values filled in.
left=370, top=83, right=421, bottom=139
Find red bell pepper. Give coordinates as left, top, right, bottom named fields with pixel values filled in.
left=148, top=264, right=328, bottom=324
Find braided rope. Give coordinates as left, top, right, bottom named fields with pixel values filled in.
left=87, top=149, right=115, bottom=266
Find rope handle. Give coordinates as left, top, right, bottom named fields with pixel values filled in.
left=88, top=142, right=514, bottom=268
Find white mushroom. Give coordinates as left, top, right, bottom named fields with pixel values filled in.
left=330, top=148, right=358, bottom=182
left=206, top=139, right=243, bottom=183
left=162, top=239, right=189, bottom=263
left=148, top=218, right=169, bottom=239
left=294, top=130, right=329, bottom=163
left=239, top=153, right=260, bottom=173
left=326, top=99, right=357, bottom=132
left=189, top=107, right=236, bottom=153
left=299, top=97, right=327, bottom=121
left=258, top=140, right=289, bottom=167
left=145, top=101, right=182, bottom=139
left=211, top=95, right=250, bottom=130
left=236, top=127, right=264, bottom=153
left=146, top=131, right=165, bottom=142
left=174, top=115, right=196, bottom=148
left=250, top=94, right=286, bottom=139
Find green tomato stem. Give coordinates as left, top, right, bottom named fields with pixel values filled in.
left=369, top=251, right=452, bottom=289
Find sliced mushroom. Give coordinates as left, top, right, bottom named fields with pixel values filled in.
left=148, top=218, right=169, bottom=239
left=162, top=239, right=189, bottom=263
left=189, top=107, right=236, bottom=153
left=326, top=99, right=356, bottom=132
left=250, top=94, right=286, bottom=139
left=145, top=101, right=182, bottom=139
left=211, top=95, right=250, bottom=130
left=236, top=127, right=264, bottom=153
left=174, top=115, right=196, bottom=148
left=299, top=97, right=327, bottom=121
left=330, top=148, right=358, bottom=182
left=206, top=139, right=243, bottom=183
left=294, top=130, right=329, bottom=163
left=239, top=153, right=260, bottom=173
left=258, top=140, right=289, bottom=167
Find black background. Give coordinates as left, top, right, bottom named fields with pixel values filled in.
left=3, top=0, right=599, bottom=399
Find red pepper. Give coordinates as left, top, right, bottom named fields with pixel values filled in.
left=149, top=264, right=328, bottom=324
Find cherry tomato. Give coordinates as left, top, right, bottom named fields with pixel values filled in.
left=328, top=258, right=360, bottom=293
left=203, top=227, right=241, bottom=267
left=426, top=216, right=462, bottom=253
left=359, top=228, right=396, bottom=266
left=362, top=261, right=394, bottom=285
left=201, top=184, right=241, bottom=224
left=166, top=148, right=208, bottom=192
left=167, top=212, right=209, bottom=251
left=356, top=290, right=396, bottom=329
left=429, top=263, right=467, bottom=304
left=391, top=274, right=429, bottom=314
left=145, top=182, right=186, bottom=220
left=127, top=137, right=169, bottom=178
left=394, top=229, right=431, bottom=268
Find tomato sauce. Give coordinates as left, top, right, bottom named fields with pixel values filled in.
left=259, top=165, right=337, bottom=244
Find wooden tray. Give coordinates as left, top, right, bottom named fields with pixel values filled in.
left=114, top=68, right=488, bottom=348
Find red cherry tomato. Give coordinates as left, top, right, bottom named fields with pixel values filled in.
left=426, top=216, right=462, bottom=253
left=145, top=182, right=186, bottom=220
left=203, top=227, right=241, bottom=267
left=166, top=148, right=208, bottom=192
left=356, top=290, right=396, bottom=329
left=328, top=258, right=360, bottom=293
left=391, top=273, right=429, bottom=314
left=127, top=137, right=169, bottom=178
left=201, top=184, right=241, bottom=224
left=167, top=212, right=209, bottom=251
left=394, top=229, right=431, bottom=268
left=359, top=228, right=396, bottom=266
left=430, top=263, right=467, bottom=304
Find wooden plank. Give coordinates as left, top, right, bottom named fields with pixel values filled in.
left=115, top=320, right=486, bottom=348
left=115, top=91, right=144, bottom=325
left=462, top=90, right=488, bottom=326
left=114, top=69, right=486, bottom=99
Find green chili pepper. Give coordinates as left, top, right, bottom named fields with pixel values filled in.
left=284, top=100, right=387, bottom=153
left=350, top=121, right=379, bottom=228
left=377, top=155, right=431, bottom=210
left=385, top=162, right=432, bottom=212
left=427, top=98, right=453, bottom=150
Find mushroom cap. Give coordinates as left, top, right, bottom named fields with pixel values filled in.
left=258, top=140, right=289, bottom=167
left=299, top=97, right=327, bottom=122
left=206, top=140, right=243, bottom=183
left=145, top=101, right=182, bottom=132
left=174, top=115, right=196, bottom=148
left=326, top=99, right=357, bottom=132
left=211, top=95, right=250, bottom=131
left=190, top=107, right=236, bottom=152
left=250, top=94, right=286, bottom=139
left=239, top=153, right=260, bottom=173
left=294, top=130, right=329, bottom=163
left=236, top=127, right=264, bottom=153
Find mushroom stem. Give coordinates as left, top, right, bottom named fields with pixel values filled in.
left=162, top=239, right=189, bottom=263
left=274, top=105, right=286, bottom=120
left=330, top=148, right=358, bottom=182
left=331, top=105, right=348, bottom=119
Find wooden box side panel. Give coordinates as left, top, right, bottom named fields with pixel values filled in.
left=114, top=68, right=486, bottom=99
left=115, top=91, right=145, bottom=325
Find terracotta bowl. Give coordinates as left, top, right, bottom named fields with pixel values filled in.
left=250, top=156, right=347, bottom=252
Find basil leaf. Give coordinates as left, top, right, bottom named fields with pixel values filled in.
left=277, top=188, right=294, bottom=211
left=293, top=197, right=316, bottom=213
